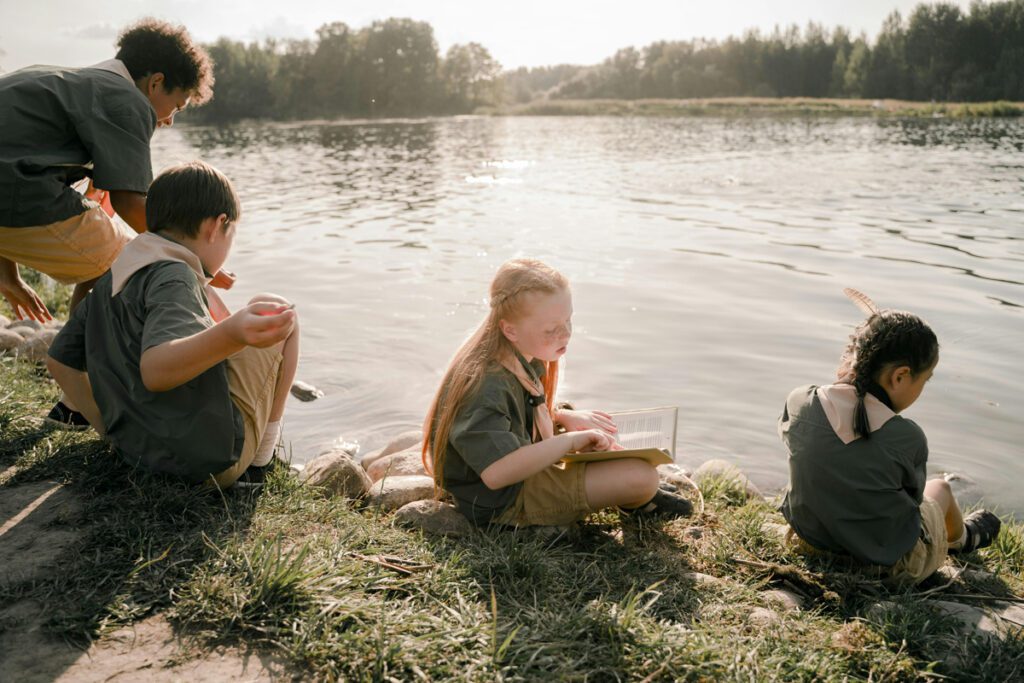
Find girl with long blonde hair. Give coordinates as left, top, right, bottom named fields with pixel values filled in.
left=422, top=258, right=693, bottom=526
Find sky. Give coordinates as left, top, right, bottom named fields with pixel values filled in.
left=0, top=0, right=974, bottom=73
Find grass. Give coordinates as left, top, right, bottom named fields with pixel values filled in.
left=488, top=97, right=1024, bottom=118
left=2, top=278, right=1024, bottom=680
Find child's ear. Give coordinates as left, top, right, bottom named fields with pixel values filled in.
left=499, top=319, right=517, bottom=343
left=892, top=365, right=912, bottom=386
left=148, top=72, right=166, bottom=95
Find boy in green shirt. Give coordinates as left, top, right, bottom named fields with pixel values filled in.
left=46, top=161, right=299, bottom=488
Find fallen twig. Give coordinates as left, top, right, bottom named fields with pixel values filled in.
left=346, top=551, right=433, bottom=575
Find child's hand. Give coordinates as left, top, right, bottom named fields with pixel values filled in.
left=226, top=302, right=296, bottom=348
left=557, top=408, right=617, bottom=436
left=570, top=429, right=622, bottom=453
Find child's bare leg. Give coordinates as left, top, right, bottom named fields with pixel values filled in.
left=924, top=478, right=965, bottom=544
left=584, top=459, right=659, bottom=510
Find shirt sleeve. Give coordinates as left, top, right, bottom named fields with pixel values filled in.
left=72, top=79, right=156, bottom=194
left=449, top=385, right=530, bottom=476
left=140, top=268, right=212, bottom=352
left=47, top=292, right=90, bottom=371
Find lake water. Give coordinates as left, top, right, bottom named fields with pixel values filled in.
left=152, top=115, right=1024, bottom=516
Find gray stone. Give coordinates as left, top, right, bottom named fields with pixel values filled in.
left=761, top=522, right=790, bottom=545
left=301, top=449, right=372, bottom=499
left=0, top=315, right=9, bottom=327
left=748, top=607, right=781, bottom=627
left=692, top=459, right=762, bottom=499
left=931, top=600, right=1024, bottom=640
left=762, top=589, right=805, bottom=612
left=0, top=329, right=23, bottom=352
left=15, top=333, right=54, bottom=363
left=366, top=475, right=436, bottom=511
left=7, top=319, right=42, bottom=332
left=393, top=500, right=474, bottom=537
left=682, top=571, right=729, bottom=587
left=658, top=463, right=694, bottom=488
left=290, top=380, right=324, bottom=402
left=361, top=430, right=423, bottom=470
left=366, top=447, right=427, bottom=482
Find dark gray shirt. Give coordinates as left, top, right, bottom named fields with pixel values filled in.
left=779, top=385, right=928, bottom=566
left=48, top=261, right=244, bottom=483
left=442, top=361, right=542, bottom=524
left=0, top=62, right=155, bottom=227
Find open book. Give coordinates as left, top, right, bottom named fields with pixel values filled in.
left=561, top=406, right=677, bottom=465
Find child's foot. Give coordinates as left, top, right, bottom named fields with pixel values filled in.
left=233, top=464, right=269, bottom=491
left=624, top=483, right=694, bottom=519
left=951, top=510, right=1001, bottom=554
left=44, top=401, right=90, bottom=431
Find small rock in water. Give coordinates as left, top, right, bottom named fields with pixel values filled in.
left=290, top=380, right=324, bottom=402
left=394, top=500, right=473, bottom=537
left=366, top=475, right=435, bottom=511
left=301, top=449, right=372, bottom=499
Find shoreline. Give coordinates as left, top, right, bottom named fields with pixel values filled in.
left=1, top=343, right=1022, bottom=680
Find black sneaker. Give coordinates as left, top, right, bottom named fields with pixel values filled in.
left=45, top=401, right=91, bottom=431
left=624, top=483, right=694, bottom=519
left=951, top=510, right=1002, bottom=554
left=233, top=464, right=269, bottom=491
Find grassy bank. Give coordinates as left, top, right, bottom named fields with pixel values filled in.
left=490, top=97, right=1024, bottom=118
left=2, top=350, right=1023, bottom=680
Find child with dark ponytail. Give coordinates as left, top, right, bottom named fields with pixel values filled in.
left=778, top=290, right=1001, bottom=583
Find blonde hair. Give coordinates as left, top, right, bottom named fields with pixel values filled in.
left=421, top=259, right=569, bottom=485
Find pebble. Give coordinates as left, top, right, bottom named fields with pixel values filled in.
left=301, top=449, right=372, bottom=499
left=290, top=380, right=324, bottom=402
left=762, top=588, right=805, bottom=612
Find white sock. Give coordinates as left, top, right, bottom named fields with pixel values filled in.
left=252, top=420, right=282, bottom=467
left=948, top=523, right=969, bottom=550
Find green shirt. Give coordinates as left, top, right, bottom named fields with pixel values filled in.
left=779, top=385, right=928, bottom=566
left=48, top=261, right=244, bottom=484
left=442, top=360, right=542, bottom=524
left=0, top=60, right=155, bottom=227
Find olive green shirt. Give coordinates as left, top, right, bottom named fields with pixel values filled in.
left=779, top=385, right=928, bottom=566
left=48, top=260, right=244, bottom=483
left=0, top=60, right=155, bottom=227
left=443, top=360, right=543, bottom=524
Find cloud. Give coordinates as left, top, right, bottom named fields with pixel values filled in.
left=245, top=16, right=311, bottom=43
left=62, top=23, right=119, bottom=41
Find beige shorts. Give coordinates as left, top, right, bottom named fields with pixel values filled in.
left=890, top=497, right=949, bottom=583
left=496, top=462, right=591, bottom=527
left=212, top=344, right=284, bottom=488
left=0, top=206, right=133, bottom=284
left=785, top=496, right=948, bottom=584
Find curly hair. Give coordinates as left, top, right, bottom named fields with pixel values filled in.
left=115, top=18, right=214, bottom=105
left=838, top=309, right=939, bottom=439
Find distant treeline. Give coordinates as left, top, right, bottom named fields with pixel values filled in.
left=191, top=1, right=1024, bottom=123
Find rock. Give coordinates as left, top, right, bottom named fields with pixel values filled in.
left=933, top=565, right=1001, bottom=588
left=761, top=522, right=790, bottom=545
left=361, top=430, right=423, bottom=470
left=682, top=571, right=730, bottom=588
left=762, top=589, right=805, bottom=612
left=748, top=607, right=781, bottom=627
left=0, top=329, right=24, bottom=352
left=692, top=459, right=762, bottom=499
left=7, top=319, right=42, bottom=332
left=658, top=463, right=694, bottom=488
left=0, top=315, right=9, bottom=327
left=366, top=447, right=428, bottom=482
left=931, top=600, right=1024, bottom=640
left=290, top=380, right=324, bottom=402
left=366, top=475, right=436, bottom=511
left=43, top=319, right=64, bottom=330
left=301, top=449, right=372, bottom=499
left=15, top=333, right=53, bottom=363
left=393, top=500, right=474, bottom=538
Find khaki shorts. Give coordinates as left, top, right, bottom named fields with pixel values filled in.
left=0, top=206, right=133, bottom=284
left=785, top=496, right=948, bottom=584
left=212, top=344, right=284, bottom=488
left=495, top=462, right=591, bottom=527
left=890, top=497, right=949, bottom=583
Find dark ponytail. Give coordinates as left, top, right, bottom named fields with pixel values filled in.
left=838, top=310, right=939, bottom=439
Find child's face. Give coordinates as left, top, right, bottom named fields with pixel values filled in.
left=142, top=74, right=190, bottom=128
left=885, top=355, right=938, bottom=413
left=501, top=288, right=573, bottom=362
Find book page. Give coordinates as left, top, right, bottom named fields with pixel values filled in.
left=608, top=407, right=678, bottom=456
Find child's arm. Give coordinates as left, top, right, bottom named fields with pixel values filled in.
left=554, top=408, right=618, bottom=435
left=46, top=357, right=106, bottom=437
left=480, top=429, right=616, bottom=490
left=140, top=303, right=295, bottom=392
left=108, top=191, right=148, bottom=234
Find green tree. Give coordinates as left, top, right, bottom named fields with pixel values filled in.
left=441, top=43, right=502, bottom=112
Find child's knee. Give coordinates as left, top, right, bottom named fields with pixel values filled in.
left=925, top=478, right=952, bottom=500
left=621, top=461, right=659, bottom=501
left=248, top=292, right=290, bottom=306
